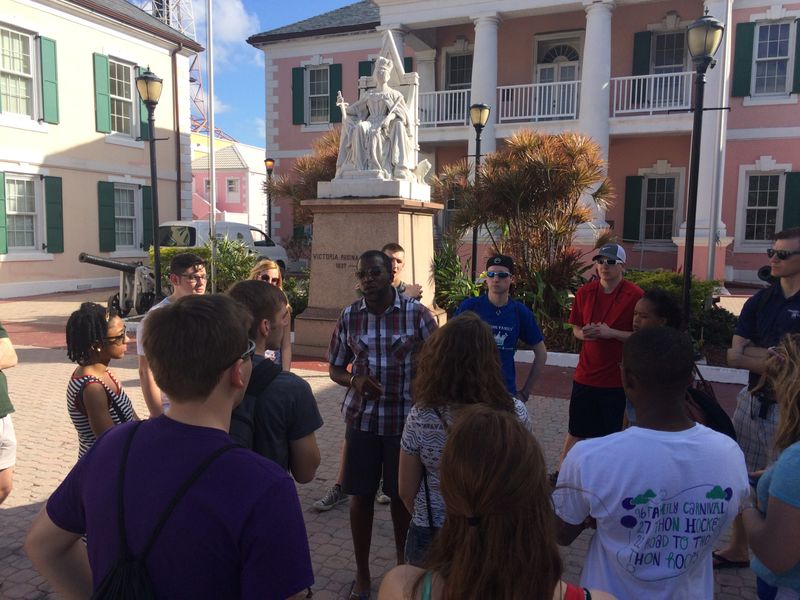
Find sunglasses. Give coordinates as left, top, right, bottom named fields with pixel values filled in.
left=355, top=267, right=385, bottom=280
left=767, top=248, right=800, bottom=260
left=595, top=258, right=621, bottom=266
left=259, top=274, right=281, bottom=285
left=486, top=271, right=511, bottom=279
left=230, top=339, right=257, bottom=367
left=104, top=325, right=127, bottom=345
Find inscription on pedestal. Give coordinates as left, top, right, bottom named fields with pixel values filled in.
left=312, top=252, right=360, bottom=272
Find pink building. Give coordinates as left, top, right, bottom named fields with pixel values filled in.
left=248, top=0, right=800, bottom=283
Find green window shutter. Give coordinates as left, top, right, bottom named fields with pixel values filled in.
left=39, top=37, right=59, bottom=124
left=136, top=67, right=150, bottom=140
left=329, top=63, right=342, bottom=123
left=403, top=56, right=413, bottom=73
left=292, top=67, right=305, bottom=125
left=0, top=173, right=6, bottom=255
left=98, top=181, right=116, bottom=252
left=141, top=185, right=153, bottom=249
left=358, top=60, right=373, bottom=78
left=792, top=19, right=800, bottom=94
left=623, top=176, right=644, bottom=242
left=732, top=22, right=756, bottom=97
left=632, top=31, right=652, bottom=75
left=784, top=172, right=800, bottom=229
left=93, top=53, right=111, bottom=133
left=44, top=176, right=63, bottom=253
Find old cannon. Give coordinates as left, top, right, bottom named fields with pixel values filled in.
left=78, top=253, right=156, bottom=316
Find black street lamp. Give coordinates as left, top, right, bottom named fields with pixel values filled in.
left=469, top=103, right=491, bottom=282
left=681, top=12, right=724, bottom=330
left=264, top=157, right=275, bottom=238
left=135, top=67, right=165, bottom=300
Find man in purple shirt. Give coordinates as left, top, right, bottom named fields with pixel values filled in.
left=25, top=295, right=313, bottom=600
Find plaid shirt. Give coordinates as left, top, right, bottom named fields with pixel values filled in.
left=328, top=289, right=438, bottom=435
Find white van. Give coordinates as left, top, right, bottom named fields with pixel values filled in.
left=158, top=220, right=289, bottom=270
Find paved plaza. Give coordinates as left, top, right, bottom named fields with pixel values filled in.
left=0, top=290, right=757, bottom=599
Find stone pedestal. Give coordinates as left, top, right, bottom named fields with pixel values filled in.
left=294, top=197, right=445, bottom=358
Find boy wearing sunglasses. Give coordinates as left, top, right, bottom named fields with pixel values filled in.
left=715, top=227, right=800, bottom=569
left=560, top=244, right=643, bottom=465
left=454, top=255, right=547, bottom=402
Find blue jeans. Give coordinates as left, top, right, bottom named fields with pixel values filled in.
left=404, top=523, right=439, bottom=566
left=757, top=577, right=800, bottom=600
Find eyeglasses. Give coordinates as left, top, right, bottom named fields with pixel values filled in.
left=178, top=273, right=207, bottom=283
left=229, top=339, right=257, bottom=367
left=595, top=258, right=621, bottom=266
left=355, top=267, right=385, bottom=280
left=767, top=248, right=800, bottom=260
left=486, top=271, right=511, bottom=279
left=104, top=325, right=127, bottom=345
left=259, top=274, right=281, bottom=285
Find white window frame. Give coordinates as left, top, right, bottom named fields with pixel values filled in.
left=439, top=37, right=474, bottom=91
left=0, top=24, right=38, bottom=121
left=651, top=30, right=688, bottom=74
left=113, top=183, right=140, bottom=250
left=751, top=20, right=795, bottom=97
left=4, top=172, right=44, bottom=253
left=734, top=156, right=792, bottom=252
left=108, top=57, right=136, bottom=137
left=204, top=179, right=210, bottom=194
left=226, top=178, right=239, bottom=193
left=299, top=55, right=333, bottom=133
left=306, top=65, right=330, bottom=125
left=635, top=160, right=685, bottom=251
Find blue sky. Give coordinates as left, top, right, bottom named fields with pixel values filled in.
left=184, top=0, right=352, bottom=148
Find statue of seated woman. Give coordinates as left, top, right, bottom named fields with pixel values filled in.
left=335, top=57, right=415, bottom=181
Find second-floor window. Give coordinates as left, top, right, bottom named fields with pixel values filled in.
left=446, top=54, right=472, bottom=90
left=307, top=66, right=329, bottom=124
left=0, top=27, right=34, bottom=118
left=109, top=59, right=134, bottom=135
left=753, top=22, right=791, bottom=95
left=653, top=31, right=686, bottom=74
left=227, top=178, right=239, bottom=193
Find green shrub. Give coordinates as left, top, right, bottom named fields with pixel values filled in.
left=692, top=305, right=737, bottom=349
left=206, top=237, right=260, bottom=293
left=284, top=272, right=309, bottom=320
left=625, top=269, right=719, bottom=316
left=432, top=238, right=480, bottom=315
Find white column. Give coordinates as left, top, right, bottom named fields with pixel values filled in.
left=674, top=0, right=734, bottom=279
left=576, top=0, right=615, bottom=240
left=469, top=14, right=500, bottom=159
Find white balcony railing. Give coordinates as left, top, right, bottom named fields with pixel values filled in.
left=497, top=81, right=580, bottom=123
left=418, top=89, right=470, bottom=127
left=611, top=71, right=693, bottom=116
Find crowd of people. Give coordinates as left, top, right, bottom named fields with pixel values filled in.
left=4, top=228, right=799, bottom=599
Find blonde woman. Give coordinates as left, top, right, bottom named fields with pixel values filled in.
left=742, top=333, right=800, bottom=599
left=250, top=259, right=292, bottom=370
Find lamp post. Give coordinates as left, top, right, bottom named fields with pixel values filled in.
left=264, top=157, right=275, bottom=238
left=469, top=103, right=491, bottom=282
left=135, top=67, right=164, bottom=300
left=681, top=12, right=724, bottom=330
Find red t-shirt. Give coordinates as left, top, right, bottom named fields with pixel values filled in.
left=568, top=279, right=643, bottom=387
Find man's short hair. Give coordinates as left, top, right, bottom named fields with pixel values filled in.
left=227, top=280, right=288, bottom=339
left=143, top=294, right=250, bottom=401
left=381, top=242, right=404, bottom=254
left=169, top=252, right=205, bottom=275
left=623, top=327, right=694, bottom=394
left=359, top=250, right=392, bottom=273
left=775, top=228, right=800, bottom=242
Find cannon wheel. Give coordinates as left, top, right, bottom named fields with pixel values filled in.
left=108, top=293, right=131, bottom=317
left=136, top=292, right=155, bottom=316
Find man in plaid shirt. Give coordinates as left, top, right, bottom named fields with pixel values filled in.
left=329, top=250, right=438, bottom=599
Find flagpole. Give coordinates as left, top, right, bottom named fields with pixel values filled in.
left=206, top=0, right=217, bottom=292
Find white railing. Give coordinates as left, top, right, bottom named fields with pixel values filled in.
left=497, top=81, right=580, bottom=123
left=611, top=71, right=693, bottom=116
left=418, top=89, right=470, bottom=127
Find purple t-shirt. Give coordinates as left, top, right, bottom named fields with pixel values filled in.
left=47, top=416, right=313, bottom=599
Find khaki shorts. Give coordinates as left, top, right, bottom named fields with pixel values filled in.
left=0, top=414, right=17, bottom=471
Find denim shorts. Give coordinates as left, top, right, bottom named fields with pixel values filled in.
left=757, top=576, right=800, bottom=600
left=404, top=523, right=439, bottom=566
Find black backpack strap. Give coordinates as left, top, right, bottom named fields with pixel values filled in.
left=138, top=443, right=237, bottom=561
left=115, top=421, right=145, bottom=560
left=246, top=359, right=282, bottom=396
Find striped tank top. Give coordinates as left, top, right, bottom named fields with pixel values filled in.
left=66, top=370, right=136, bottom=458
